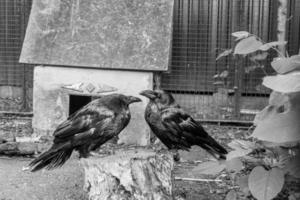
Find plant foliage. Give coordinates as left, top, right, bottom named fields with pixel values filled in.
left=215, top=31, right=300, bottom=200
left=234, top=36, right=263, bottom=55
left=248, top=166, right=285, bottom=200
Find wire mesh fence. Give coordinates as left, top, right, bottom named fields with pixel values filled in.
left=0, top=0, right=33, bottom=112
left=0, top=0, right=299, bottom=121
left=161, top=0, right=300, bottom=121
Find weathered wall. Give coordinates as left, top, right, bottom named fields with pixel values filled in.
left=33, top=66, right=153, bottom=145
left=20, top=0, right=175, bottom=146
left=20, top=0, right=174, bottom=71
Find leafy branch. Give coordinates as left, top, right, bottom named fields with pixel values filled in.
left=196, top=31, right=300, bottom=200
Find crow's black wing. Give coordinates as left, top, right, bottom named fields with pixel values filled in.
left=145, top=107, right=189, bottom=150
left=161, top=107, right=227, bottom=156
left=53, top=102, right=115, bottom=140
left=161, top=107, right=208, bottom=138
left=87, top=111, right=131, bottom=151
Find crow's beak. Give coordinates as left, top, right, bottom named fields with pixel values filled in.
left=139, top=90, right=157, bottom=99
left=128, top=96, right=142, bottom=104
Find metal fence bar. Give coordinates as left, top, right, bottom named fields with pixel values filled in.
left=0, top=0, right=33, bottom=112
left=0, top=0, right=299, bottom=120
left=161, top=0, right=300, bottom=121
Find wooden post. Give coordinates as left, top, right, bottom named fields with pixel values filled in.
left=80, top=148, right=174, bottom=200
left=154, top=72, right=162, bottom=90
left=277, top=0, right=287, bottom=55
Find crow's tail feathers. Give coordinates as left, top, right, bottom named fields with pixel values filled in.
left=198, top=135, right=228, bottom=160
left=29, top=143, right=73, bottom=172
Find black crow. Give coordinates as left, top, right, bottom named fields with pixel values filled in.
left=29, top=93, right=141, bottom=172
left=140, top=90, right=227, bottom=159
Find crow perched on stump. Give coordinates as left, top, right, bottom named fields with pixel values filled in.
left=140, top=90, right=227, bottom=159
left=29, top=94, right=141, bottom=172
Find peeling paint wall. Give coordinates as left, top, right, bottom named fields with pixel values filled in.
left=33, top=66, right=153, bottom=145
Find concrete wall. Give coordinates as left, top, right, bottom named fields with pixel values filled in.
left=33, top=66, right=153, bottom=145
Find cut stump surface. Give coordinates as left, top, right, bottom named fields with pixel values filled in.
left=81, top=148, right=174, bottom=200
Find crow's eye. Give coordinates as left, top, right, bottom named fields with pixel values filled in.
left=156, top=93, right=162, bottom=98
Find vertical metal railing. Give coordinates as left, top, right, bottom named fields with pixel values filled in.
left=161, top=0, right=300, bottom=121
left=0, top=0, right=299, bottom=118
left=0, top=0, right=33, bottom=112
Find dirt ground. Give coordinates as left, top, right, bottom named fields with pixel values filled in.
left=0, top=155, right=87, bottom=200
left=0, top=125, right=241, bottom=200
left=0, top=154, right=229, bottom=200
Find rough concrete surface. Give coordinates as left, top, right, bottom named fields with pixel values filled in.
left=33, top=66, right=152, bottom=146
left=20, top=0, right=174, bottom=71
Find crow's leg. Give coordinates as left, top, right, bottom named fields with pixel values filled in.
left=170, top=149, right=180, bottom=162
left=78, top=145, right=91, bottom=158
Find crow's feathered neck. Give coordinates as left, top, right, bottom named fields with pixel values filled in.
left=151, top=100, right=180, bottom=112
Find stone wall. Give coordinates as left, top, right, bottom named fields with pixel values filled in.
left=0, top=115, right=38, bottom=156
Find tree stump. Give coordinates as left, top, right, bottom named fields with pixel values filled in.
left=80, top=148, right=174, bottom=200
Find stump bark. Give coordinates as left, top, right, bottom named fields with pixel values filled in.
left=80, top=149, right=174, bottom=200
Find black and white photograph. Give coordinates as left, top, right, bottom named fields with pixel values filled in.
left=0, top=0, right=299, bottom=199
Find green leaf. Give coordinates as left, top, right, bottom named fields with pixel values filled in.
left=262, top=72, right=300, bottom=93
left=216, top=49, right=232, bottom=60
left=259, top=41, right=287, bottom=51
left=249, top=52, right=269, bottom=61
left=234, top=36, right=263, bottom=55
left=192, top=160, right=226, bottom=175
left=268, top=91, right=288, bottom=106
left=271, top=55, right=300, bottom=74
left=284, top=154, right=300, bottom=178
left=219, top=70, right=229, bottom=78
left=232, top=31, right=250, bottom=40
left=225, top=157, right=243, bottom=173
left=253, top=105, right=280, bottom=126
left=213, top=70, right=229, bottom=78
left=248, top=166, right=284, bottom=200
left=252, top=92, right=300, bottom=143
left=213, top=81, right=225, bottom=85
left=213, top=74, right=220, bottom=78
